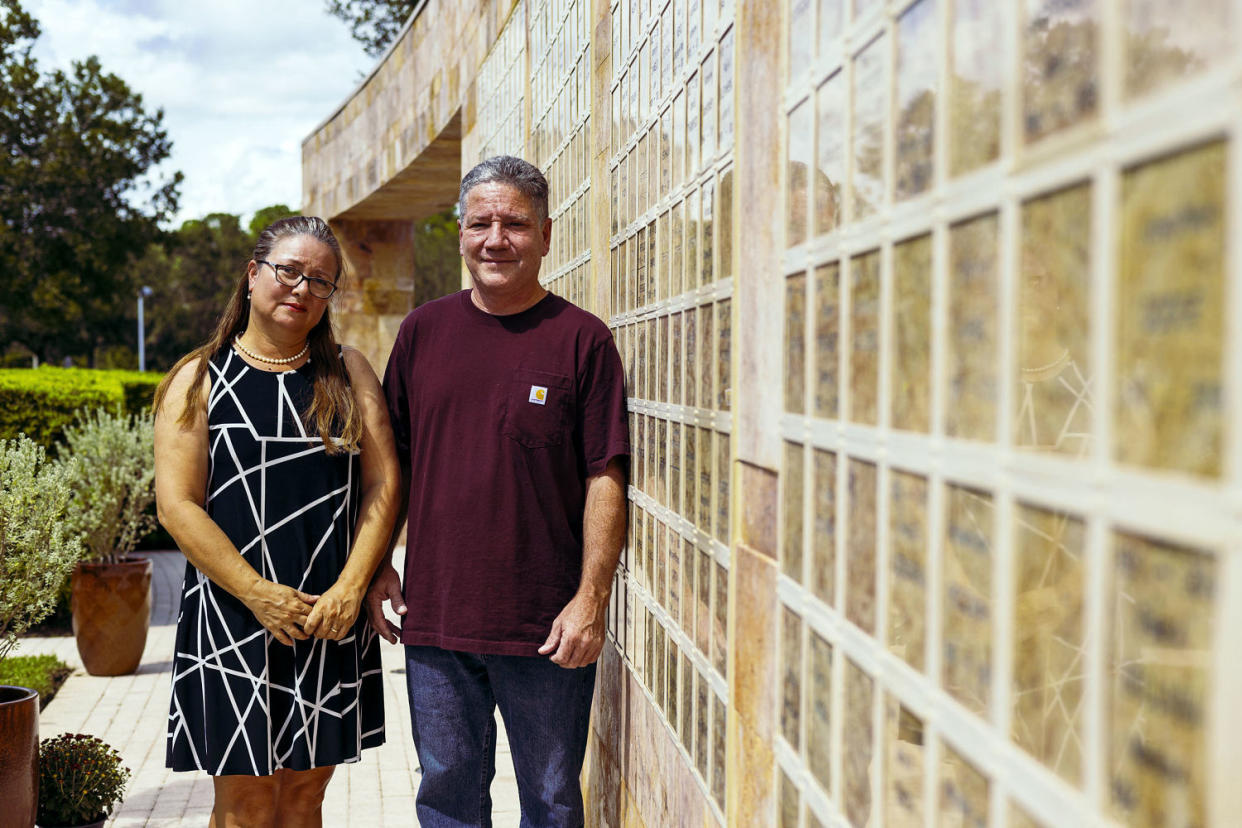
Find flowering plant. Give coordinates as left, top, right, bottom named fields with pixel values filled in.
left=37, top=733, right=131, bottom=827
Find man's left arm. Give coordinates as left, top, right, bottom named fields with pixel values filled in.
left=538, top=456, right=628, bottom=668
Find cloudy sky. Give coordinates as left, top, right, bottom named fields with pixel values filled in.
left=25, top=0, right=377, bottom=227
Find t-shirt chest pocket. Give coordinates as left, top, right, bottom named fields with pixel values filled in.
left=503, top=368, right=573, bottom=448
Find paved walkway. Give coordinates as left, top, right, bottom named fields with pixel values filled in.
left=19, top=550, right=522, bottom=826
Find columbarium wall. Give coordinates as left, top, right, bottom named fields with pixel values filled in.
left=305, top=0, right=1242, bottom=825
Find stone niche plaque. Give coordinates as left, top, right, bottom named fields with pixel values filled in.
left=844, top=659, right=875, bottom=827
left=940, top=743, right=991, bottom=827
left=948, top=213, right=1000, bottom=442
left=1125, top=0, right=1231, bottom=99
left=885, top=698, right=925, bottom=827
left=851, top=35, right=886, bottom=219
left=816, top=72, right=844, bottom=235
left=850, top=251, right=881, bottom=424
left=815, top=263, right=841, bottom=418
left=1013, top=504, right=1085, bottom=784
left=1023, top=0, right=1098, bottom=143
left=782, top=606, right=803, bottom=747
left=1116, top=140, right=1225, bottom=477
left=896, top=0, right=936, bottom=201
left=892, top=234, right=932, bottom=432
left=888, top=470, right=928, bottom=672
left=1017, top=183, right=1092, bottom=457
left=1109, top=532, right=1213, bottom=828
left=812, top=449, right=836, bottom=607
left=942, top=485, right=993, bottom=716
left=949, top=0, right=1002, bottom=176
left=846, top=459, right=877, bottom=634
left=787, top=98, right=813, bottom=248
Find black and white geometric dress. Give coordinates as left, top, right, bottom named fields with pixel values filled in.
left=166, top=347, right=385, bottom=776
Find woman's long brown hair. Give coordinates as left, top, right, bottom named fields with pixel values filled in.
left=152, top=216, right=362, bottom=455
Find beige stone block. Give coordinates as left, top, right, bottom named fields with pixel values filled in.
left=730, top=543, right=778, bottom=738
left=739, top=460, right=778, bottom=562
left=1115, top=141, right=1225, bottom=477
left=1108, top=532, right=1213, bottom=827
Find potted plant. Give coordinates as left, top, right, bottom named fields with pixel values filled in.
left=59, top=408, right=157, bottom=676
left=36, top=733, right=131, bottom=828
left=0, top=435, right=83, bottom=828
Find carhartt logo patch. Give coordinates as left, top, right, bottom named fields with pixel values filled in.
left=529, top=385, right=548, bottom=405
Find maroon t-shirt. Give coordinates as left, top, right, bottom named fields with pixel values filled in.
left=382, top=290, right=630, bottom=655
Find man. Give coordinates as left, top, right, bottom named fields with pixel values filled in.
left=366, top=155, right=629, bottom=827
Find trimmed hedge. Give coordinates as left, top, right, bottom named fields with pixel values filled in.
left=0, top=368, right=163, bottom=450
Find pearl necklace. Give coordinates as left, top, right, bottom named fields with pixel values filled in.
left=233, top=336, right=309, bottom=365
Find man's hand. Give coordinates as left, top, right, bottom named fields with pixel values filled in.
left=364, top=564, right=406, bottom=644
left=538, top=591, right=608, bottom=668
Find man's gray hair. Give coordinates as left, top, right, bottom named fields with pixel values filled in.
left=458, top=156, right=550, bottom=223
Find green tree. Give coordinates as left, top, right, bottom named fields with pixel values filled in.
left=0, top=0, right=180, bottom=366
left=325, top=0, right=419, bottom=57
left=248, top=203, right=298, bottom=237
left=129, top=212, right=253, bottom=371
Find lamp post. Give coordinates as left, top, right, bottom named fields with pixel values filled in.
left=137, top=286, right=153, bottom=372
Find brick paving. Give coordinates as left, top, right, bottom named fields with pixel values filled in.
left=19, top=550, right=521, bottom=827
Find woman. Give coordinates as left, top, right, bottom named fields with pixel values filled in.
left=153, top=217, right=400, bottom=827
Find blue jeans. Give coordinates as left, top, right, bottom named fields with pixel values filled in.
left=404, top=645, right=597, bottom=828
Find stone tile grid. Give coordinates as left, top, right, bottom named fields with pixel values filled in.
left=20, top=550, right=524, bottom=827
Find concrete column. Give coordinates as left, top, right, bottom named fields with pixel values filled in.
left=329, top=218, right=417, bottom=375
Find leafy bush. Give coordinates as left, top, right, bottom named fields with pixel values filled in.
left=0, top=436, right=83, bottom=664
left=0, top=367, right=162, bottom=450
left=58, top=409, right=157, bottom=565
left=0, top=654, right=71, bottom=707
left=38, top=733, right=131, bottom=827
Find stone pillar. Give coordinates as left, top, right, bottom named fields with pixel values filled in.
left=329, top=218, right=417, bottom=375
left=727, top=1, right=785, bottom=826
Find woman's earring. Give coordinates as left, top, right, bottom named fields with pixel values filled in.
left=247, top=290, right=253, bottom=302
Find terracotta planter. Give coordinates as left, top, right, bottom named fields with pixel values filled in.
left=71, top=558, right=152, bottom=676
left=0, top=684, right=39, bottom=828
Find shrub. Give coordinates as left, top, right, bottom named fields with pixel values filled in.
left=0, top=654, right=71, bottom=707
left=0, top=436, right=83, bottom=665
left=0, top=367, right=162, bottom=450
left=37, top=733, right=131, bottom=827
left=58, top=409, right=157, bottom=565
